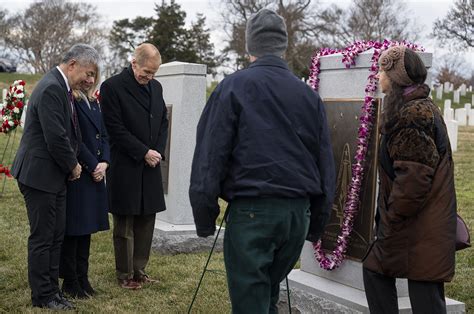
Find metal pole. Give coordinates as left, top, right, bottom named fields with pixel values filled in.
left=188, top=208, right=228, bottom=313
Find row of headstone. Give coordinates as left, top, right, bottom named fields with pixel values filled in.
left=443, top=101, right=473, bottom=152
left=435, top=83, right=472, bottom=100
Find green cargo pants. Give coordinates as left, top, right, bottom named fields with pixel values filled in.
left=224, top=198, right=310, bottom=314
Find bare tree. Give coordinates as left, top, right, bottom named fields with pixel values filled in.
left=218, top=0, right=326, bottom=77
left=432, top=0, right=474, bottom=49
left=320, top=0, right=420, bottom=46
left=0, top=9, right=11, bottom=58
left=433, top=54, right=471, bottom=88
left=217, top=0, right=420, bottom=77
left=3, top=0, right=105, bottom=73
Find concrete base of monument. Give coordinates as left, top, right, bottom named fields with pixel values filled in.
left=152, top=219, right=224, bottom=255
left=281, top=270, right=466, bottom=313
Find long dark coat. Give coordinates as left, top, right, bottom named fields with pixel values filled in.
left=100, top=66, right=168, bottom=215
left=363, top=86, right=456, bottom=282
left=65, top=95, right=110, bottom=236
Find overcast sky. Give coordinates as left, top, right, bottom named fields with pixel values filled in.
left=1, top=0, right=472, bottom=71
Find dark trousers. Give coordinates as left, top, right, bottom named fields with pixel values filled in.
left=112, top=213, right=156, bottom=280
left=59, top=234, right=91, bottom=284
left=18, top=182, right=66, bottom=305
left=224, top=198, right=310, bottom=314
left=363, top=267, right=447, bottom=314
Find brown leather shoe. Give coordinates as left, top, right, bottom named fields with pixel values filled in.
left=134, top=275, right=159, bottom=284
left=118, top=279, right=142, bottom=290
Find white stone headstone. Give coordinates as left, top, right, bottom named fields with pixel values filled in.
left=436, top=86, right=443, bottom=99
left=465, top=103, right=472, bottom=125
left=446, top=120, right=459, bottom=152
left=455, top=108, right=467, bottom=125
left=450, top=83, right=454, bottom=92
left=444, top=99, right=452, bottom=110
left=206, top=75, right=212, bottom=88
left=453, top=90, right=460, bottom=103
left=468, top=86, right=472, bottom=92
left=444, top=107, right=454, bottom=121
left=460, top=83, right=467, bottom=96
left=472, top=94, right=474, bottom=107
left=469, top=108, right=474, bottom=126
left=2, top=89, right=7, bottom=102
left=443, top=81, right=450, bottom=92
left=154, top=61, right=206, bottom=227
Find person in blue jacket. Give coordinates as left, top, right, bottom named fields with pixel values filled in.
left=59, top=70, right=110, bottom=298
left=189, top=9, right=336, bottom=313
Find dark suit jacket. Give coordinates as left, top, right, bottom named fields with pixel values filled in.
left=65, top=96, right=110, bottom=236
left=12, top=68, right=79, bottom=193
left=100, top=66, right=168, bottom=215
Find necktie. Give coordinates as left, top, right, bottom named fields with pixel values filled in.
left=68, top=90, right=81, bottom=151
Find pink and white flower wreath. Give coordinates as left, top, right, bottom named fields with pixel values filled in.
left=309, top=40, right=424, bottom=270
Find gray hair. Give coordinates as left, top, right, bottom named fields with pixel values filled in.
left=61, top=43, right=100, bottom=66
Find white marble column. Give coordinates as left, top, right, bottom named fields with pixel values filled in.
left=152, top=62, right=222, bottom=254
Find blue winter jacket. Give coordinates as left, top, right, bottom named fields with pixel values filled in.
left=189, top=55, right=335, bottom=241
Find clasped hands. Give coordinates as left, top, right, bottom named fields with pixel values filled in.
left=69, top=162, right=108, bottom=182
left=69, top=163, right=82, bottom=181
left=144, top=149, right=162, bottom=168
left=92, top=162, right=108, bottom=182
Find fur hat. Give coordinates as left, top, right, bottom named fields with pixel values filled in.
left=245, top=9, right=288, bottom=57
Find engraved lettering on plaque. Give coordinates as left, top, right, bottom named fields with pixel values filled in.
left=321, top=99, right=381, bottom=261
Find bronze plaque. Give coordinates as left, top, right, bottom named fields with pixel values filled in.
left=161, top=105, right=172, bottom=194
left=320, top=99, right=380, bottom=261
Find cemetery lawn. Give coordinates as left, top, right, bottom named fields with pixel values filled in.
left=0, top=67, right=472, bottom=311
left=433, top=90, right=473, bottom=111
left=0, top=128, right=473, bottom=312
left=0, top=73, right=42, bottom=95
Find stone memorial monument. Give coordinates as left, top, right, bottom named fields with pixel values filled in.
left=284, top=50, right=465, bottom=313
left=152, top=61, right=223, bottom=254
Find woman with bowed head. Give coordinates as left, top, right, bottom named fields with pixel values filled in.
left=362, top=46, right=457, bottom=314
left=59, top=69, right=110, bottom=298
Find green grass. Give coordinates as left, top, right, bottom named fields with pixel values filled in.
left=1, top=128, right=472, bottom=312
left=445, top=127, right=474, bottom=309
left=0, top=166, right=230, bottom=312
left=0, top=73, right=42, bottom=96
left=433, top=90, right=473, bottom=111
left=0, top=74, right=472, bottom=312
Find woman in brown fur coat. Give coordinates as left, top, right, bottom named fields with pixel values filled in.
left=362, top=46, right=457, bottom=314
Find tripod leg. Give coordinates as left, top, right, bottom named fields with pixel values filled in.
left=188, top=209, right=228, bottom=313
left=286, top=276, right=292, bottom=314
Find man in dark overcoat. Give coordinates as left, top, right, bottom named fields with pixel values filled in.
left=100, top=43, right=168, bottom=289
left=11, top=44, right=100, bottom=309
left=189, top=9, right=335, bottom=313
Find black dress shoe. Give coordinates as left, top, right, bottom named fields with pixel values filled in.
left=33, top=294, right=74, bottom=310
left=57, top=292, right=75, bottom=308
left=62, top=280, right=89, bottom=299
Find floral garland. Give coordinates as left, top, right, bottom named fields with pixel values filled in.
left=309, top=40, right=424, bottom=270
left=1, top=80, right=26, bottom=134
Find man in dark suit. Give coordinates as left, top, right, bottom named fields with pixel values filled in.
left=12, top=44, right=100, bottom=310
left=100, top=43, right=168, bottom=290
